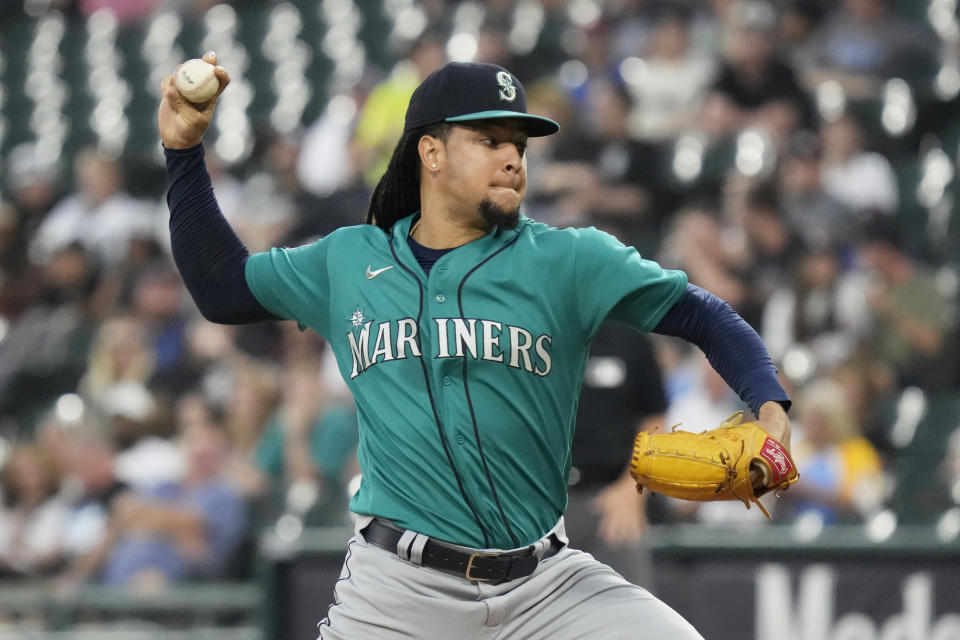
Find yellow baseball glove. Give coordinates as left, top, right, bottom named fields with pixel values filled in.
left=629, top=412, right=799, bottom=518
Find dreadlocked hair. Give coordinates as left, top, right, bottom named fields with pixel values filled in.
left=366, top=122, right=451, bottom=232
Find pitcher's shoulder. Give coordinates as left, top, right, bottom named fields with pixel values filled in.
left=519, top=219, right=623, bottom=251
left=316, top=223, right=394, bottom=249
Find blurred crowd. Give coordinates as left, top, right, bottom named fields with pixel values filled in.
left=0, top=0, right=959, bottom=594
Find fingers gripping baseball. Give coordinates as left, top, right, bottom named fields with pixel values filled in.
left=158, top=51, right=230, bottom=149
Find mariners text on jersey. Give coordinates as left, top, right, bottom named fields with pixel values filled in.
left=347, top=317, right=552, bottom=379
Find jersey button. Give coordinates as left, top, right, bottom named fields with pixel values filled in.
left=442, top=376, right=453, bottom=386
left=456, top=434, right=465, bottom=445
left=435, top=294, right=446, bottom=303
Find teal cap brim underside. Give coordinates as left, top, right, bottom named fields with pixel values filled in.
left=445, top=110, right=560, bottom=136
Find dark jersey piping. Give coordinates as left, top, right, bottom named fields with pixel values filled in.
left=388, top=235, right=491, bottom=547
left=456, top=228, right=525, bottom=548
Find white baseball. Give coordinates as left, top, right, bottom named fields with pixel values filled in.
left=174, top=59, right=220, bottom=104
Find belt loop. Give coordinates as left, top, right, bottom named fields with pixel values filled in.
left=553, top=516, right=569, bottom=547
left=532, top=537, right=549, bottom=560
left=409, top=533, right=429, bottom=566
left=397, top=530, right=418, bottom=561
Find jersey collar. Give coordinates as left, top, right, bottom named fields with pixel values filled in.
left=390, top=212, right=530, bottom=252
left=389, top=212, right=531, bottom=279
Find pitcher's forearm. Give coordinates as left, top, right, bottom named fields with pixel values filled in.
left=165, top=144, right=276, bottom=323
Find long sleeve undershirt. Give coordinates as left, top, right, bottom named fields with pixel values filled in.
left=165, top=144, right=277, bottom=324
left=166, top=144, right=789, bottom=415
left=652, top=284, right=791, bottom=415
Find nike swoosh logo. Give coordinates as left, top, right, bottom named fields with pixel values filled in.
left=366, top=265, right=393, bottom=279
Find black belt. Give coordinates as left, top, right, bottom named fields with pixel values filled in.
left=362, top=518, right=562, bottom=584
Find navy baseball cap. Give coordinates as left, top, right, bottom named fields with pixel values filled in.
left=403, top=62, right=560, bottom=137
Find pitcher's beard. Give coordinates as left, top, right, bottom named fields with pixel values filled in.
left=479, top=197, right=520, bottom=230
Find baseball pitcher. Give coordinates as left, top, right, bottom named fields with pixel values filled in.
left=158, top=53, right=796, bottom=639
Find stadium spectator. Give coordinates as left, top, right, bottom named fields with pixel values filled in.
left=100, top=381, right=183, bottom=491
left=148, top=317, right=247, bottom=400
left=605, top=0, right=662, bottom=62
left=737, top=182, right=806, bottom=321
left=259, top=130, right=362, bottom=245
left=222, top=132, right=318, bottom=253
left=295, top=88, right=367, bottom=204
left=659, top=204, right=750, bottom=313
left=776, top=131, right=857, bottom=251
left=762, top=245, right=871, bottom=369
left=780, top=378, right=885, bottom=523
left=521, top=77, right=593, bottom=227
left=352, top=32, right=446, bottom=189
left=0, top=443, right=71, bottom=577
left=700, top=0, right=812, bottom=145
left=250, top=353, right=358, bottom=526
left=71, top=393, right=247, bottom=590
left=293, top=101, right=374, bottom=240
left=3, top=144, right=61, bottom=233
left=776, top=0, right=826, bottom=69
left=79, top=315, right=156, bottom=400
left=510, top=0, right=574, bottom=81
left=857, top=215, right=958, bottom=391
left=0, top=142, right=61, bottom=317
left=0, top=244, right=99, bottom=433
left=475, top=15, right=516, bottom=72
left=536, top=79, right=661, bottom=249
left=819, top=113, right=899, bottom=215
left=97, top=236, right=172, bottom=319
left=29, top=148, right=154, bottom=268
left=130, top=264, right=190, bottom=379
left=625, top=6, right=716, bottom=142
left=806, top=0, right=939, bottom=94
left=221, top=358, right=281, bottom=498
left=58, top=423, right=129, bottom=565
left=827, top=353, right=898, bottom=452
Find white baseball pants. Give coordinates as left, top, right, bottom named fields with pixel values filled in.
left=315, top=516, right=704, bottom=640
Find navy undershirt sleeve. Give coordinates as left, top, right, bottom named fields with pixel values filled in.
left=653, top=283, right=791, bottom=416
left=165, top=144, right=277, bottom=324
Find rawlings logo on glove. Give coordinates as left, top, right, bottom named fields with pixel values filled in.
left=629, top=412, right=799, bottom=518
left=760, top=439, right=791, bottom=482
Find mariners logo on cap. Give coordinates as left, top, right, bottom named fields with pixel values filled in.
left=496, top=71, right=517, bottom=102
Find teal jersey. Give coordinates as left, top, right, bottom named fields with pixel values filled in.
left=245, top=213, right=686, bottom=548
